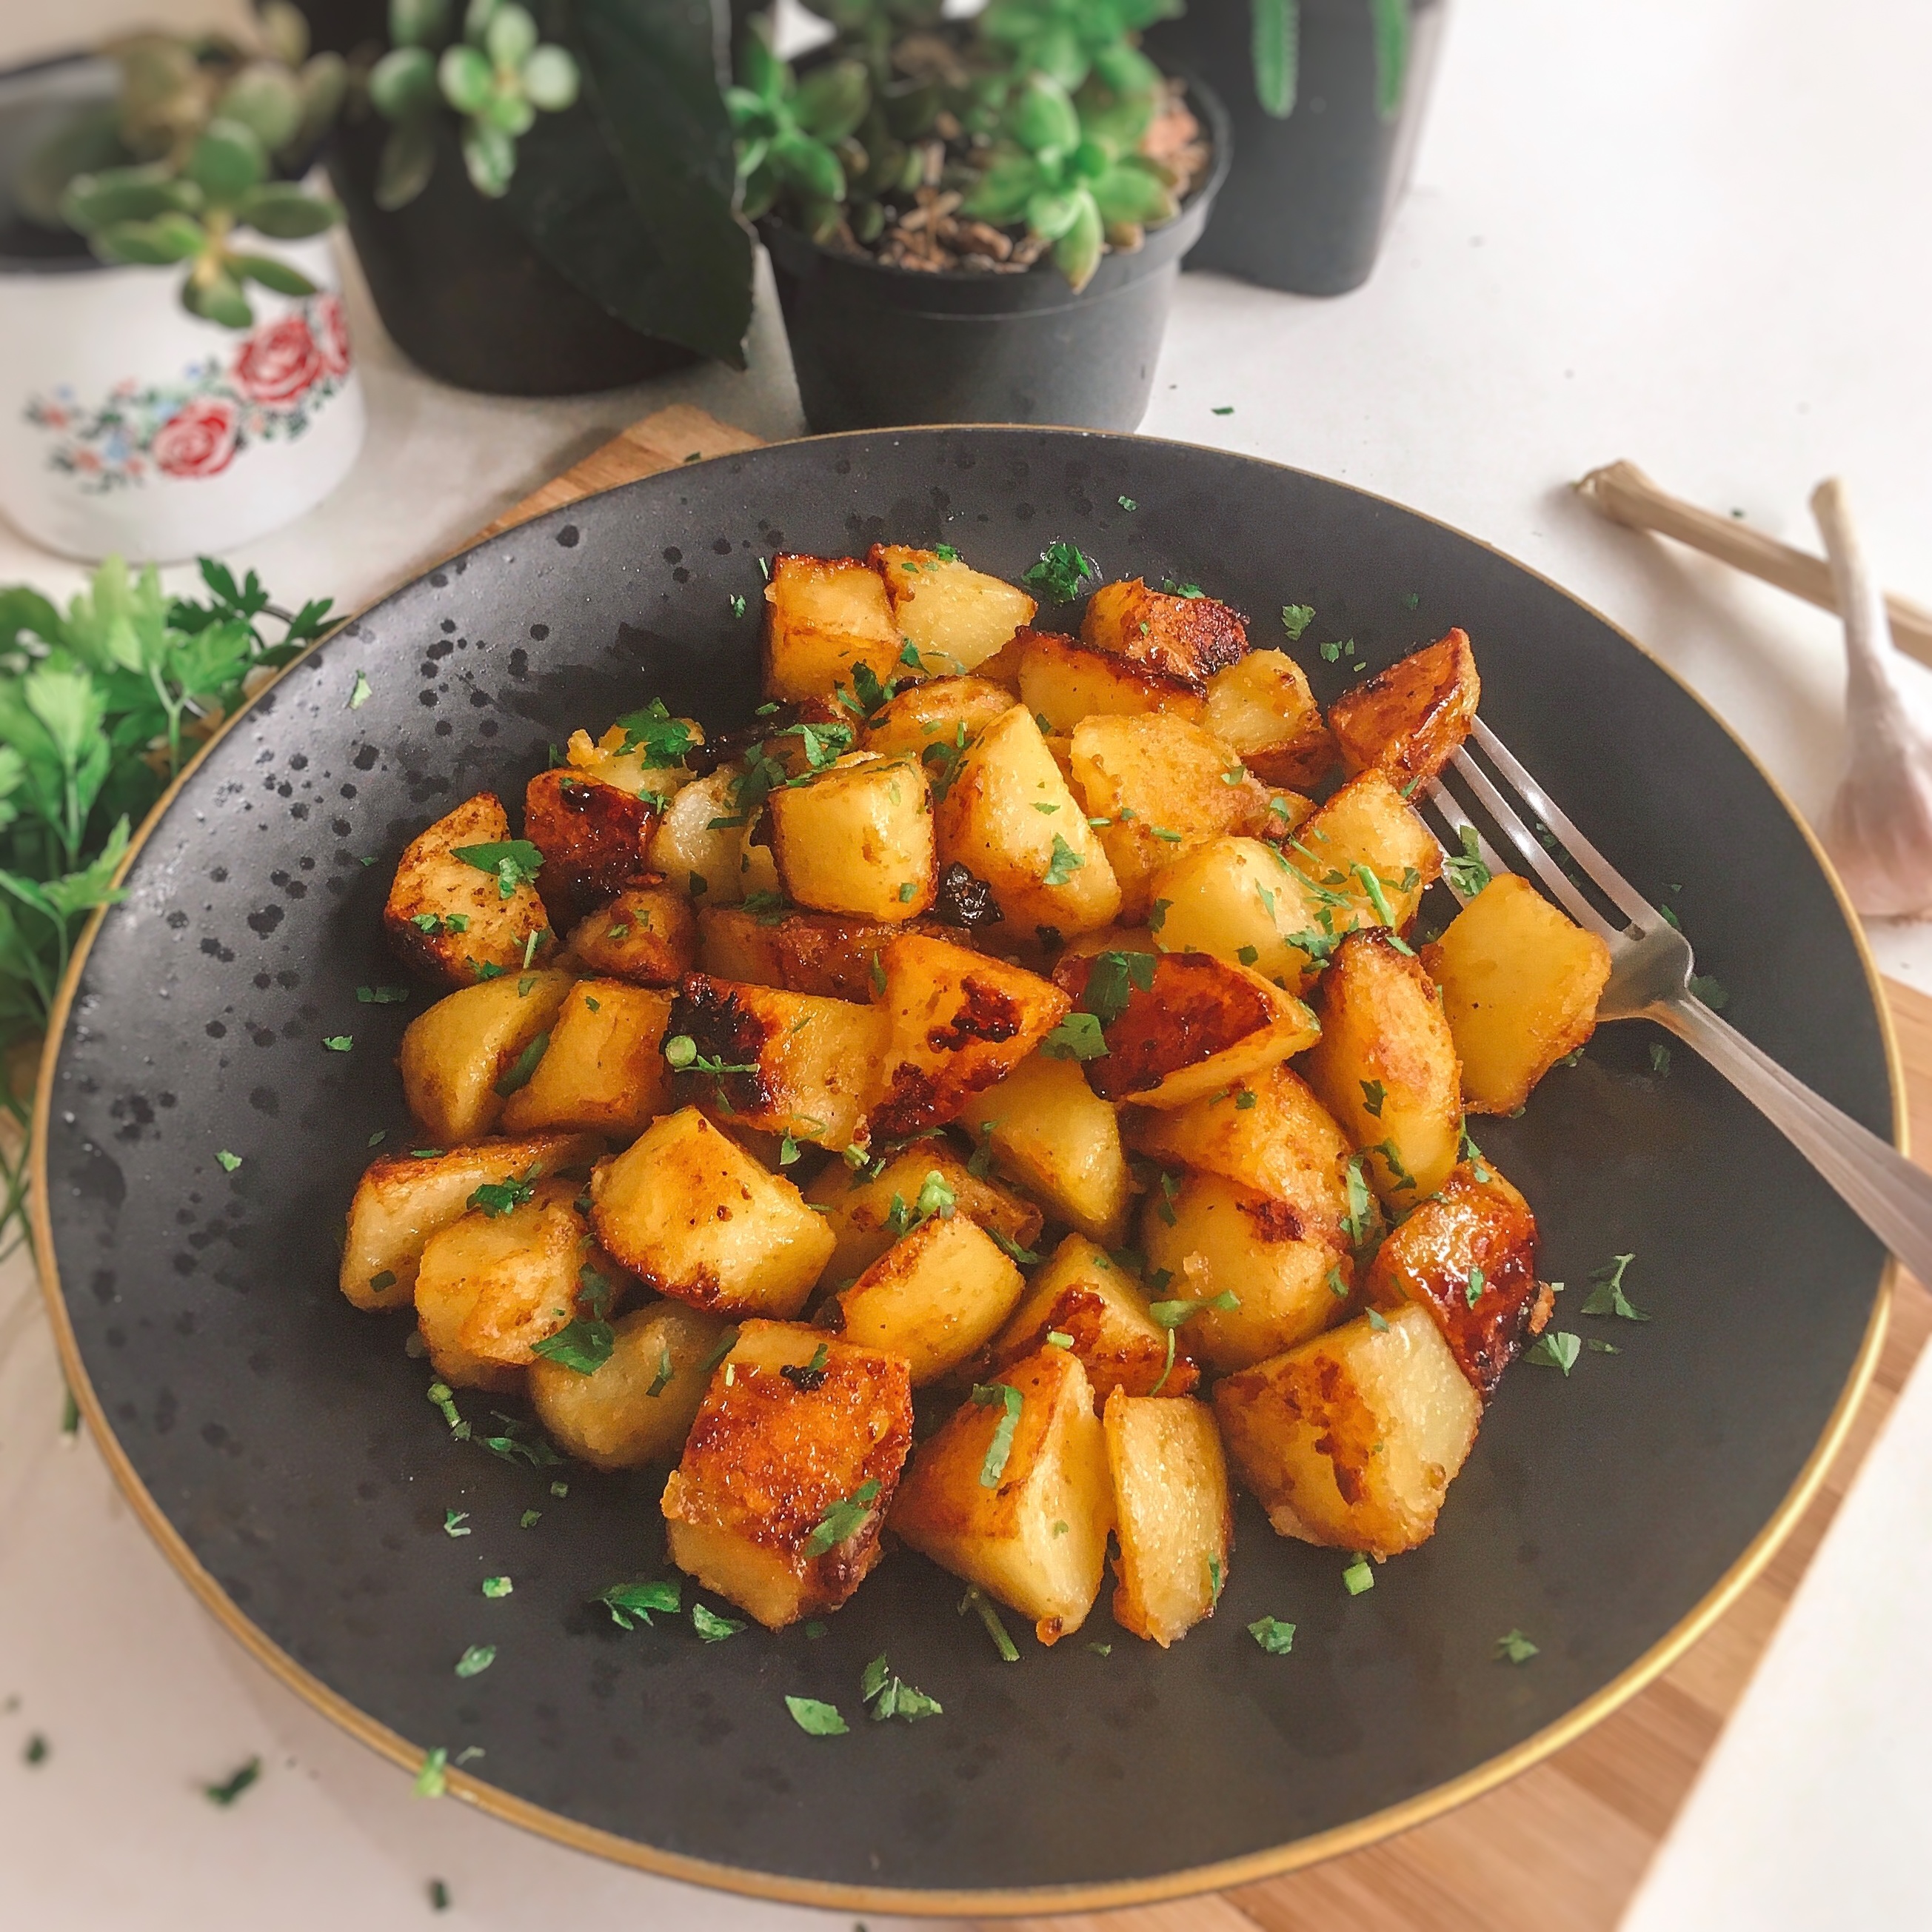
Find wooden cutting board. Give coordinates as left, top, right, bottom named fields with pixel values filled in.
left=486, top=407, right=1932, bottom=1931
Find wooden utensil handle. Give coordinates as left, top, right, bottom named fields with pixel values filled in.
left=1576, top=458, right=1932, bottom=668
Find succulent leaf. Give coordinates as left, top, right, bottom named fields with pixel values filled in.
left=482, top=88, right=537, bottom=136
left=461, top=117, right=517, bottom=195
left=439, top=43, right=495, bottom=113
left=91, top=213, right=204, bottom=265
left=1089, top=156, right=1173, bottom=226
left=376, top=119, right=438, bottom=208
left=370, top=45, right=439, bottom=121
left=390, top=0, right=453, bottom=50
left=183, top=265, right=253, bottom=328
left=1091, top=41, right=1161, bottom=100
left=1369, top=0, right=1411, bottom=118
left=485, top=3, right=539, bottom=72
left=260, top=0, right=312, bottom=67
left=230, top=251, right=319, bottom=295
left=770, top=128, right=846, bottom=203
left=294, top=53, right=350, bottom=152
left=59, top=164, right=200, bottom=233
left=794, top=61, right=871, bottom=143
left=1250, top=0, right=1299, bottom=118
left=960, top=153, right=1037, bottom=224
left=185, top=120, right=270, bottom=204
left=464, top=0, right=504, bottom=45
left=219, top=63, right=304, bottom=153
left=1025, top=184, right=1084, bottom=240
left=1008, top=73, right=1080, bottom=155
left=1051, top=186, right=1104, bottom=290
left=235, top=184, right=344, bottom=238
left=520, top=45, right=580, bottom=112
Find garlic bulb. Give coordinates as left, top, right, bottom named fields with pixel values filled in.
left=1813, top=478, right=1932, bottom=917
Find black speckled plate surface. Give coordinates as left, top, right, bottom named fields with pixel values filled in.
left=36, top=429, right=1895, bottom=1912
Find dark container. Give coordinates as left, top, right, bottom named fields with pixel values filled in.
left=761, top=81, right=1231, bottom=434
left=1146, top=0, right=1447, bottom=295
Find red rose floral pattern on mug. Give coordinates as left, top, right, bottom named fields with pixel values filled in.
left=23, top=295, right=354, bottom=494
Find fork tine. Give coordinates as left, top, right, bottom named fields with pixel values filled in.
left=1446, top=746, right=1621, bottom=939
left=1468, top=718, right=1662, bottom=931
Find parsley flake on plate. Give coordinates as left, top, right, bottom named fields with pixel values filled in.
left=1280, top=604, right=1315, bottom=641
left=481, top=1576, right=512, bottom=1598
left=204, top=1756, right=261, bottom=1805
left=599, top=1578, right=680, bottom=1628
left=692, top=1603, right=747, bottom=1642
left=1249, top=1616, right=1296, bottom=1654
left=861, top=1653, right=943, bottom=1721
left=321, top=1034, right=353, bottom=1053
left=784, top=1695, right=849, bottom=1737
left=1496, top=1628, right=1539, bottom=1664
left=960, top=1584, right=1020, bottom=1661
left=443, top=1509, right=470, bottom=1537
left=1342, top=1553, right=1375, bottom=1596
left=454, top=1645, right=495, bottom=1678
left=414, top=1748, right=448, bottom=1798
left=347, top=669, right=372, bottom=710
left=1526, top=1330, right=1582, bottom=1374
left=215, top=1149, right=242, bottom=1171
left=1582, top=1252, right=1649, bottom=1321
left=1021, top=541, right=1097, bottom=604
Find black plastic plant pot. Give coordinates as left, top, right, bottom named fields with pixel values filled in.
left=1145, top=0, right=1448, bottom=296
left=761, top=81, right=1231, bottom=435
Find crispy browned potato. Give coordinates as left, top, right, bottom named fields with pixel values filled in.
left=805, top=1140, right=1043, bottom=1284
left=1287, top=769, right=1442, bottom=932
left=991, top=1233, right=1190, bottom=1402
left=890, top=1346, right=1114, bottom=1644
left=1301, top=927, right=1462, bottom=1205
left=1017, top=629, right=1206, bottom=733
left=958, top=1052, right=1132, bottom=1245
left=669, top=974, right=889, bottom=1149
left=870, top=545, right=1037, bottom=675
left=1422, top=875, right=1613, bottom=1113
left=1105, top=1391, right=1232, bottom=1645
left=1366, top=1159, right=1541, bottom=1399
left=589, top=1107, right=835, bottom=1316
left=1147, top=836, right=1352, bottom=995
left=340, top=1133, right=602, bottom=1311
left=384, top=792, right=554, bottom=985
left=564, top=878, right=698, bottom=985
left=523, top=768, right=657, bottom=933
left=1052, top=949, right=1320, bottom=1109
left=1328, top=629, right=1480, bottom=787
left=766, top=752, right=936, bottom=920
left=863, top=675, right=1017, bottom=766
left=696, top=906, right=942, bottom=1001
left=563, top=715, right=704, bottom=800
left=399, top=969, right=576, bottom=1146
left=648, top=769, right=749, bottom=903
left=529, top=1300, right=731, bottom=1471
left=1212, top=1303, right=1481, bottom=1556
left=661, top=1320, right=914, bottom=1628
left=1203, top=649, right=1336, bottom=789
left=763, top=553, right=907, bottom=703
left=870, top=932, right=1070, bottom=1138
left=1080, top=579, right=1249, bottom=688
left=934, top=702, right=1122, bottom=936
left=498, top=980, right=672, bottom=1138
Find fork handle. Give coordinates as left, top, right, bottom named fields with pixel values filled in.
left=1657, top=993, right=1932, bottom=1285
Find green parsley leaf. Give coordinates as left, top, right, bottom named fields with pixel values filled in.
left=531, top=1317, right=615, bottom=1376
left=610, top=700, right=695, bottom=765
left=1342, top=1554, right=1375, bottom=1596
left=730, top=593, right=747, bottom=618
left=1366, top=1308, right=1389, bottom=1331
left=988, top=1226, right=1041, bottom=1266
left=598, top=1577, right=681, bottom=1629
left=1046, top=1328, right=1075, bottom=1348
left=1360, top=1079, right=1386, bottom=1117
left=804, top=1478, right=883, bottom=1558
left=444, top=1508, right=470, bottom=1537
left=454, top=1644, right=495, bottom=1678
left=1340, top=1156, right=1377, bottom=1246
left=321, top=1034, right=353, bottom=1053
left=426, top=1380, right=469, bottom=1439
left=1581, top=1252, right=1649, bottom=1321
left=493, top=1032, right=549, bottom=1097
left=1688, top=973, right=1729, bottom=1009
left=972, top=1383, right=1024, bottom=1486
left=1587, top=1338, right=1622, bottom=1354
left=960, top=1584, right=1020, bottom=1661
left=1211, top=404, right=1234, bottom=415
left=215, top=1149, right=242, bottom=1172
left=1464, top=1265, right=1487, bottom=1307
left=861, top=1653, right=943, bottom=1721
left=452, top=839, right=544, bottom=900
left=344, top=668, right=375, bottom=713
left=1208, top=1554, right=1226, bottom=1605
left=1249, top=1616, right=1296, bottom=1654
left=1237, top=943, right=1260, bottom=965
left=1443, top=826, right=1491, bottom=898
left=520, top=1510, right=541, bottom=1527
left=1280, top=604, right=1316, bottom=641
left=413, top=1748, right=448, bottom=1798
left=1496, top=1628, right=1539, bottom=1664
left=356, top=984, right=410, bottom=1004
left=1650, top=1040, right=1672, bottom=1076
left=482, top=1576, right=513, bottom=1597
left=204, top=1756, right=261, bottom=1805
left=467, top=1171, right=536, bottom=1217
left=692, top=1603, right=747, bottom=1642
left=429, top=1880, right=451, bottom=1911
left=1327, top=1266, right=1348, bottom=1300
left=1526, top=1330, right=1582, bottom=1374
left=1042, top=1011, right=1108, bottom=1060
left=784, top=1695, right=848, bottom=1737
left=1147, top=897, right=1171, bottom=932
left=1082, top=948, right=1157, bottom=1026
left=934, top=544, right=960, bottom=563
left=1042, top=833, right=1084, bottom=886
left=1022, top=541, right=1097, bottom=604
left=1148, top=1291, right=1240, bottom=1328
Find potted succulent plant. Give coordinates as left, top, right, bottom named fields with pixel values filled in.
left=0, top=10, right=366, bottom=561
left=1143, top=0, right=1448, bottom=294
left=737, top=0, right=1229, bottom=433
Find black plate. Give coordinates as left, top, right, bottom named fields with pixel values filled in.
left=36, top=429, right=1894, bottom=1911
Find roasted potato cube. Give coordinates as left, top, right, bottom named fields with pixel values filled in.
left=934, top=703, right=1121, bottom=936
left=1017, top=629, right=1206, bottom=734
left=1212, top=1303, right=1481, bottom=1556
left=763, top=553, right=906, bottom=704
left=662, top=1320, right=914, bottom=1628
left=1149, top=836, right=1354, bottom=994
left=414, top=1177, right=598, bottom=1382
left=806, top=1140, right=1043, bottom=1283
left=871, top=544, right=1037, bottom=675
left=524, top=768, right=657, bottom=933
left=1288, top=770, right=1441, bottom=932
left=398, top=969, right=576, bottom=1146
left=697, top=906, right=929, bottom=1001
left=1141, top=1170, right=1348, bottom=1371
left=1203, top=649, right=1336, bottom=789
left=1366, top=1160, right=1541, bottom=1399
left=992, top=1234, right=1189, bottom=1401
left=498, top=980, right=673, bottom=1137
left=1302, top=927, right=1462, bottom=1205
left=766, top=752, right=936, bottom=920
left=384, top=792, right=554, bottom=985
left=1423, top=875, right=1613, bottom=1113
left=564, top=878, right=698, bottom=985
left=589, top=1107, right=835, bottom=1316
left=669, top=974, right=889, bottom=1149
left=870, top=933, right=1070, bottom=1138
left=863, top=675, right=1017, bottom=766
left=1080, top=579, right=1248, bottom=687
left=1067, top=713, right=1276, bottom=918
left=339, top=1133, right=602, bottom=1311
left=890, top=1346, right=1113, bottom=1644
left=1105, top=1391, right=1232, bottom=1646
left=529, top=1300, right=731, bottom=1471
left=1052, top=949, right=1320, bottom=1109
left=1329, top=628, right=1480, bottom=787
left=649, top=768, right=751, bottom=904
left=958, top=1052, right=1132, bottom=1246
left=564, top=711, right=703, bottom=800
left=825, top=1213, right=1026, bottom=1385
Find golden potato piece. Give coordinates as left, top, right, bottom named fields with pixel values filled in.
left=766, top=752, right=936, bottom=920
left=992, top=1234, right=1189, bottom=1403
left=398, top=969, right=576, bottom=1146
left=564, top=878, right=698, bottom=986
left=763, top=553, right=906, bottom=704
left=958, top=1052, right=1132, bottom=1246
left=1017, top=629, right=1206, bottom=734
left=1301, top=927, right=1463, bottom=1206
left=863, top=675, right=1017, bottom=766
left=384, top=792, right=554, bottom=986
left=806, top=1140, right=1043, bottom=1284
left=524, top=767, right=658, bottom=934
left=824, top=1213, right=1026, bottom=1385
left=1105, top=1391, right=1232, bottom=1646
left=648, top=768, right=750, bottom=905
left=563, top=715, right=703, bottom=800
left=1080, top=579, right=1248, bottom=687
left=589, top=1107, right=835, bottom=1317
left=662, top=1320, right=914, bottom=1628
left=529, top=1300, right=731, bottom=1471
left=697, top=906, right=941, bottom=1002
left=1213, top=1303, right=1481, bottom=1556
left=1148, top=836, right=1354, bottom=995
left=669, top=974, right=889, bottom=1150
left=498, top=980, right=672, bottom=1138
left=1287, top=769, right=1441, bottom=932
left=890, top=1346, right=1113, bottom=1645
left=1423, top=874, right=1613, bottom=1113
left=339, top=1133, right=602, bottom=1311
left=935, top=703, right=1121, bottom=937
left=1203, top=649, right=1336, bottom=789
left=870, top=932, right=1070, bottom=1139
left=1329, top=628, right=1480, bottom=788
left=871, top=545, right=1037, bottom=675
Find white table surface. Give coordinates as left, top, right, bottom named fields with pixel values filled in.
left=5, top=0, right=1932, bottom=1926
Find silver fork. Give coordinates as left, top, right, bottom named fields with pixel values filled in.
left=1420, top=715, right=1932, bottom=1286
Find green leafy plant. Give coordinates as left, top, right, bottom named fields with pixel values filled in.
left=978, top=0, right=1177, bottom=98
left=729, top=26, right=872, bottom=243
left=1251, top=0, right=1411, bottom=121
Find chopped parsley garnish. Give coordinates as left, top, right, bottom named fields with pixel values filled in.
left=1208, top=1554, right=1226, bottom=1605
left=356, top=984, right=410, bottom=1004
left=1340, top=1156, right=1377, bottom=1245
left=531, top=1315, right=615, bottom=1375
left=321, top=1034, right=353, bottom=1053
left=1088, top=1642, right=1112, bottom=1657
left=972, top=1383, right=1024, bottom=1487
left=861, top=1654, right=943, bottom=1721
left=1458, top=1120, right=1491, bottom=1182
left=1650, top=1040, right=1672, bottom=1077
left=1042, top=1012, right=1108, bottom=1060
left=1083, top=948, right=1157, bottom=1026
left=1688, top=973, right=1729, bottom=1009
left=1147, top=898, right=1171, bottom=932
left=1465, top=1265, right=1486, bottom=1308
left=960, top=1585, right=1020, bottom=1661
left=1526, top=1331, right=1582, bottom=1374
left=426, top=1381, right=469, bottom=1440
left=414, top=1748, right=448, bottom=1797
left=481, top=1577, right=513, bottom=1597
left=1211, top=404, right=1234, bottom=415
left=784, top=1695, right=848, bottom=1737
left=347, top=669, right=372, bottom=710
left=989, top=1227, right=1040, bottom=1266
left=781, top=1342, right=832, bottom=1391
left=204, top=1756, right=261, bottom=1805
left=1237, top=944, right=1260, bottom=966
left=429, top=1880, right=451, bottom=1911
left=1443, top=826, right=1491, bottom=898
left=663, top=1034, right=757, bottom=1077
left=1327, top=1266, right=1348, bottom=1300
left=411, top=911, right=469, bottom=935
left=1046, top=1328, right=1075, bottom=1348
left=1280, top=604, right=1316, bottom=641
left=1588, top=1338, right=1622, bottom=1354
left=1146, top=1291, right=1238, bottom=1392
left=1581, top=1252, right=1649, bottom=1321
left=452, top=838, right=544, bottom=900
left=804, top=1478, right=883, bottom=1558
left=1353, top=863, right=1400, bottom=929
left=1249, top=1616, right=1296, bottom=1654
left=493, top=1032, right=549, bottom=1097
left=476, top=1414, right=565, bottom=1467
left=453, top=1645, right=495, bottom=1678
left=444, top=1509, right=470, bottom=1537
left=467, top=1171, right=536, bottom=1217
left=1366, top=1308, right=1389, bottom=1331
left=730, top=593, right=747, bottom=618
left=611, top=699, right=695, bottom=765
left=1042, top=834, right=1084, bottom=886
left=692, top=1603, right=747, bottom=1642
left=1360, top=1080, right=1386, bottom=1117
left=598, top=1577, right=681, bottom=1628
left=1370, top=1138, right=1417, bottom=1190
left=215, top=1149, right=242, bottom=1172
left=1021, top=541, right=1097, bottom=604
left=1342, top=1554, right=1376, bottom=1596
left=1496, top=1628, right=1539, bottom=1664
left=934, top=544, right=960, bottom=562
